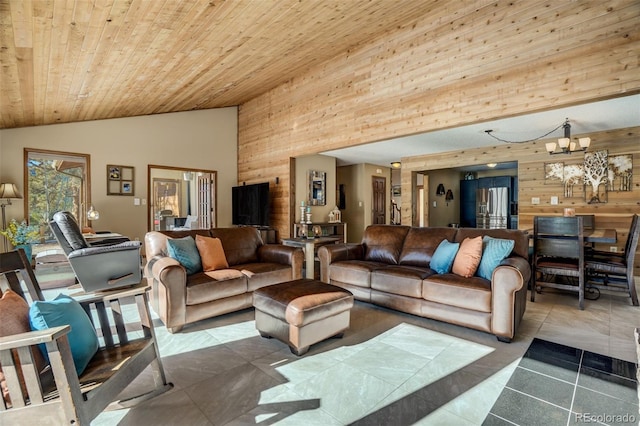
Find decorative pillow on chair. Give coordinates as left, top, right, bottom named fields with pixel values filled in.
left=0, top=290, right=48, bottom=405
left=430, top=239, right=460, bottom=274
left=477, top=236, right=515, bottom=280
left=29, top=294, right=99, bottom=376
left=452, top=236, right=483, bottom=278
left=195, top=235, right=229, bottom=271
left=167, top=236, right=202, bottom=275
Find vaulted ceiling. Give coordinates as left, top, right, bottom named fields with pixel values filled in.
left=0, top=0, right=444, bottom=130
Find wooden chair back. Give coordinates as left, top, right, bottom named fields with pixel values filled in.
left=532, top=216, right=586, bottom=309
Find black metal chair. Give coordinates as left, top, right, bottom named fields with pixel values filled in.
left=585, top=214, right=639, bottom=306
left=531, top=216, right=586, bottom=310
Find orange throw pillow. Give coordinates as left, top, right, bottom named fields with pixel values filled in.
left=195, top=235, right=229, bottom=271
left=0, top=289, right=48, bottom=406
left=452, top=236, right=483, bottom=278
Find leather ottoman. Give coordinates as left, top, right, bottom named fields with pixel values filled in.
left=253, top=279, right=354, bottom=355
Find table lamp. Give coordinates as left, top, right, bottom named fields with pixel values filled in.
left=0, top=183, right=23, bottom=251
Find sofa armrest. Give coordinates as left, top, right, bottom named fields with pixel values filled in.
left=258, top=244, right=304, bottom=280
left=146, top=255, right=188, bottom=330
left=491, top=256, right=531, bottom=340
left=318, top=243, right=364, bottom=283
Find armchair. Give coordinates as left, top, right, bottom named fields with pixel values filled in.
left=50, top=211, right=143, bottom=292
left=0, top=249, right=172, bottom=424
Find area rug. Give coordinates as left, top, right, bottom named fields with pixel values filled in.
left=484, top=338, right=639, bottom=426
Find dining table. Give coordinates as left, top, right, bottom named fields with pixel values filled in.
left=524, top=228, right=617, bottom=244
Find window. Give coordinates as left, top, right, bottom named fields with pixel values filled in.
left=25, top=149, right=91, bottom=239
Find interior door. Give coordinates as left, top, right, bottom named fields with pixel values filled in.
left=197, top=173, right=214, bottom=229
left=372, top=176, right=386, bottom=224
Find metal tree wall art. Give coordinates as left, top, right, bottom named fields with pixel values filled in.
left=583, top=150, right=608, bottom=204
left=607, top=154, right=633, bottom=191
left=563, top=164, right=584, bottom=198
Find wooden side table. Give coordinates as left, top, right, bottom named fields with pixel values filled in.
left=282, top=236, right=341, bottom=279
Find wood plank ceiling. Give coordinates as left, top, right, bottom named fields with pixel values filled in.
left=0, top=0, right=446, bottom=130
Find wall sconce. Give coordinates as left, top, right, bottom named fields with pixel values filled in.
left=436, top=183, right=446, bottom=196
left=546, top=118, right=591, bottom=155
left=445, top=189, right=454, bottom=201
left=390, top=161, right=401, bottom=169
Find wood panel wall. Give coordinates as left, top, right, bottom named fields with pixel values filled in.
left=238, top=2, right=640, bottom=247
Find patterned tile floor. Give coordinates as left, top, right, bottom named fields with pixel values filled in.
left=484, top=338, right=638, bottom=425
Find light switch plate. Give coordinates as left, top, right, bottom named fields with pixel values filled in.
left=134, top=197, right=140, bottom=206
left=550, top=196, right=558, bottom=205
left=531, top=197, right=540, bottom=205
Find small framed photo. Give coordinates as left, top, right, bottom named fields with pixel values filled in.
left=107, top=165, right=134, bottom=196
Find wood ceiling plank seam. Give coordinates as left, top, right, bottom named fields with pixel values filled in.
left=44, top=0, right=92, bottom=125
left=32, top=12, right=54, bottom=125
left=96, top=0, right=176, bottom=119
left=73, top=0, right=137, bottom=122
left=40, top=0, right=71, bottom=125
left=77, top=0, right=177, bottom=120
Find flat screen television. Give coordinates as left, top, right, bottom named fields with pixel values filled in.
left=232, top=182, right=270, bottom=227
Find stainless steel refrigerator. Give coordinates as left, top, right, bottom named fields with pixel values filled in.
left=476, top=187, right=509, bottom=229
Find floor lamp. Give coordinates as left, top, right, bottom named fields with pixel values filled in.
left=0, top=183, right=23, bottom=251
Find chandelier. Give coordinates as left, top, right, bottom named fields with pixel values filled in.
left=545, top=119, right=591, bottom=155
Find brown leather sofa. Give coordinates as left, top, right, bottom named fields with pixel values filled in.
left=318, top=225, right=531, bottom=342
left=144, top=227, right=303, bottom=333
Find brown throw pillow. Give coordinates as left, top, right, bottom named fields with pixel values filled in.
left=195, top=235, right=229, bottom=271
left=452, top=236, right=483, bottom=278
left=0, top=289, right=48, bottom=406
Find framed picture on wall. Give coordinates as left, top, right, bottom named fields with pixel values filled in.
left=107, top=165, right=134, bottom=195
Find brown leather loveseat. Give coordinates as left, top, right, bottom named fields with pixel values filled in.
left=145, top=227, right=303, bottom=333
left=318, top=225, right=530, bottom=342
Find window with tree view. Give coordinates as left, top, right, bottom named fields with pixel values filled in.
left=25, top=149, right=91, bottom=240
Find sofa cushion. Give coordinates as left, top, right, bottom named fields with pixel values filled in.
left=477, top=236, right=515, bottom=280
left=362, top=225, right=410, bottom=265
left=186, top=270, right=247, bottom=305
left=430, top=240, right=459, bottom=274
left=195, top=235, right=229, bottom=271
left=371, top=265, right=433, bottom=298
left=210, top=227, right=262, bottom=266
left=233, top=262, right=295, bottom=292
left=167, top=236, right=202, bottom=275
left=29, top=294, right=99, bottom=376
left=327, top=260, right=383, bottom=288
left=398, top=227, right=457, bottom=267
left=452, top=236, right=483, bottom=278
left=422, top=274, right=492, bottom=313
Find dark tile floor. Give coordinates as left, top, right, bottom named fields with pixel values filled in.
left=484, top=338, right=639, bottom=426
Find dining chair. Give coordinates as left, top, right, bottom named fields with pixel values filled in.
left=531, top=216, right=586, bottom=309
left=585, top=214, right=639, bottom=306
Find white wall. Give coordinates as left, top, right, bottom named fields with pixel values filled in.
left=0, top=108, right=237, bottom=246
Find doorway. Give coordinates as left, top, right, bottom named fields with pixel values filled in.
left=372, top=176, right=386, bottom=224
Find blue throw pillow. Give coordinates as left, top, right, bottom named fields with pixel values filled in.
left=477, top=236, right=515, bottom=280
left=167, top=236, right=202, bottom=275
left=430, top=239, right=460, bottom=274
left=29, top=294, right=99, bottom=376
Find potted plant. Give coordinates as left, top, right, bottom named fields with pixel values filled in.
left=1, top=219, right=41, bottom=260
